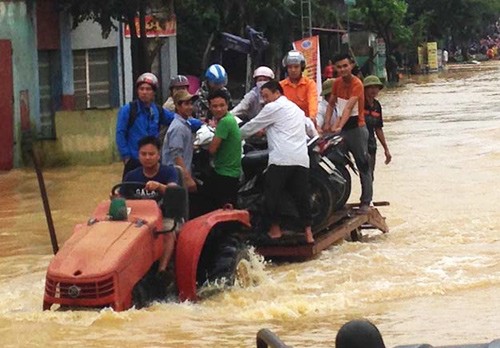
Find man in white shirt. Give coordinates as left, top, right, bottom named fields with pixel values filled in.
left=240, top=80, right=314, bottom=243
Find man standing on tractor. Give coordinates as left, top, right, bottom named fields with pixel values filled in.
left=240, top=81, right=314, bottom=244
left=205, top=89, right=242, bottom=210
left=163, top=75, right=190, bottom=111
left=323, top=53, right=372, bottom=214
left=231, top=66, right=275, bottom=120
left=116, top=73, right=201, bottom=179
left=363, top=75, right=392, bottom=181
left=122, top=136, right=179, bottom=274
left=280, top=50, right=319, bottom=132
left=194, top=64, right=233, bottom=120
left=116, top=73, right=175, bottom=179
left=162, top=90, right=199, bottom=193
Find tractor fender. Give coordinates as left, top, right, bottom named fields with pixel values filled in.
left=175, top=208, right=250, bottom=302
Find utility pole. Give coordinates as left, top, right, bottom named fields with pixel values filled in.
left=344, top=0, right=356, bottom=50
left=301, top=0, right=312, bottom=38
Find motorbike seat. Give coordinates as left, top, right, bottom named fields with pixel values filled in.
left=241, top=150, right=269, bottom=170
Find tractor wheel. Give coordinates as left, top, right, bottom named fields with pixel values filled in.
left=209, top=242, right=251, bottom=287
left=132, top=279, right=150, bottom=309
left=196, top=233, right=252, bottom=298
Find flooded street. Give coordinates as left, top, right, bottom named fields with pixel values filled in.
left=1, top=63, right=499, bottom=347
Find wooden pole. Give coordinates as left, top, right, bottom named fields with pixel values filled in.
left=32, top=148, right=59, bottom=254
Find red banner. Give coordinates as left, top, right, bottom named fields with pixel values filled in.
left=124, top=15, right=176, bottom=38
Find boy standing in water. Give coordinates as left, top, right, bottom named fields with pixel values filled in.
left=363, top=75, right=392, bottom=181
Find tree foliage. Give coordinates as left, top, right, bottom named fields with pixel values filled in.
left=406, top=0, right=500, bottom=46
left=60, top=0, right=500, bottom=88
left=58, top=0, right=174, bottom=83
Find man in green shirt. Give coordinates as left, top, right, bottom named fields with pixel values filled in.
left=206, top=89, right=242, bottom=209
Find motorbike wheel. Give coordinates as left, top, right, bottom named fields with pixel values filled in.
left=335, top=165, right=351, bottom=210
left=310, top=170, right=336, bottom=230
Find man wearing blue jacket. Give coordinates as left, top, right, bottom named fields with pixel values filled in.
left=116, top=72, right=202, bottom=179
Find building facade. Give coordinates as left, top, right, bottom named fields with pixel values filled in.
left=1, top=0, right=179, bottom=169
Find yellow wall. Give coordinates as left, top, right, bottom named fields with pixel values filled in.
left=35, top=109, right=119, bottom=167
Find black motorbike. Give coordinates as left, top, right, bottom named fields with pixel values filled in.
left=191, top=126, right=350, bottom=233
left=238, top=136, right=348, bottom=233
left=317, top=134, right=357, bottom=210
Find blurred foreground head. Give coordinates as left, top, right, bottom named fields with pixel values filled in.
left=335, top=319, right=386, bottom=348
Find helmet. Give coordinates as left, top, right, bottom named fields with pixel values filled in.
left=170, top=75, right=190, bottom=89
left=205, top=64, right=228, bottom=86
left=136, top=73, right=158, bottom=90
left=253, top=66, right=275, bottom=79
left=282, top=50, right=306, bottom=70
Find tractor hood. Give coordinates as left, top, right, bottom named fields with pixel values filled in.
left=46, top=200, right=163, bottom=280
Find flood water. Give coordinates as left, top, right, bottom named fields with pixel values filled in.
left=1, top=62, right=499, bottom=347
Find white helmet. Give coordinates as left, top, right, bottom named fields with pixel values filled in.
left=253, top=66, right=275, bottom=79
left=136, top=72, right=159, bottom=90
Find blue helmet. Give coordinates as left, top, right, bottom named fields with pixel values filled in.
left=205, top=64, right=228, bottom=86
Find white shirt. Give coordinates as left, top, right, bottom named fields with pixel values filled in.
left=240, top=96, right=309, bottom=168
left=316, top=97, right=339, bottom=129
left=443, top=50, right=449, bottom=63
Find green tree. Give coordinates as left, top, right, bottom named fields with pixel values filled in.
left=175, top=0, right=303, bottom=76
left=406, top=0, right=500, bottom=60
left=351, top=0, right=411, bottom=81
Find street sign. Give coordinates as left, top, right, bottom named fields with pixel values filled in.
left=344, top=0, right=356, bottom=5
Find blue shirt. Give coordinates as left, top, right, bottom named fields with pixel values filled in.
left=122, top=164, right=179, bottom=199
left=116, top=100, right=174, bottom=160
left=161, top=114, right=194, bottom=173
left=116, top=101, right=203, bottom=161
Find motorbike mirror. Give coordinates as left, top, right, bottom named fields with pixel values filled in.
left=162, top=186, right=188, bottom=221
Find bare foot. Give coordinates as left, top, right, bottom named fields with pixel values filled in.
left=305, top=227, right=314, bottom=244
left=268, top=224, right=283, bottom=239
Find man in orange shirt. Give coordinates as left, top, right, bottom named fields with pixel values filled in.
left=280, top=50, right=319, bottom=128
left=323, top=53, right=372, bottom=213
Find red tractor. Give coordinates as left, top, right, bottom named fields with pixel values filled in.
left=43, top=183, right=253, bottom=311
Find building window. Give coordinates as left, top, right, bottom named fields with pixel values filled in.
left=73, top=48, right=118, bottom=109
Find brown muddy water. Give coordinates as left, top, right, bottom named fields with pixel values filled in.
left=0, top=62, right=499, bottom=347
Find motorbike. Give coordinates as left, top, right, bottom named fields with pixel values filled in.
left=192, top=125, right=349, bottom=234
left=317, top=134, right=357, bottom=211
